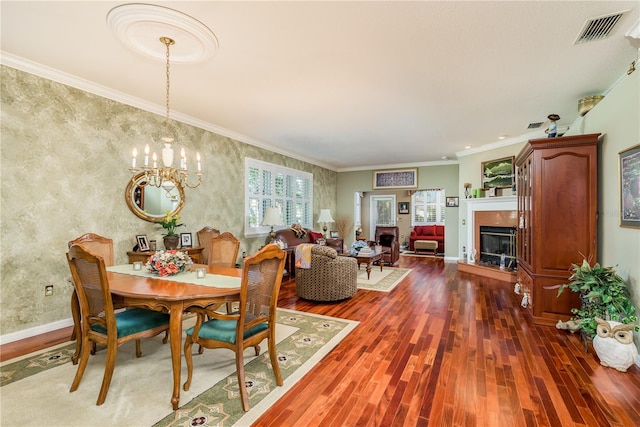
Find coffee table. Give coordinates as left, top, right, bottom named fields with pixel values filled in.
left=340, top=249, right=385, bottom=279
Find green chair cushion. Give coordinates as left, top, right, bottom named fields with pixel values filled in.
left=91, top=308, right=169, bottom=338
left=186, top=318, right=268, bottom=344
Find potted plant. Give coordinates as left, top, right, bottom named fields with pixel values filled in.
left=558, top=258, right=638, bottom=340
left=159, top=210, right=185, bottom=249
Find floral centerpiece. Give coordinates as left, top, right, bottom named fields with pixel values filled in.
left=146, top=250, right=193, bottom=277
left=159, top=210, right=185, bottom=236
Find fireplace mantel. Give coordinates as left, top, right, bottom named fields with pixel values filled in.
left=465, top=196, right=516, bottom=256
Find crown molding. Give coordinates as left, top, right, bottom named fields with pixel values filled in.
left=0, top=51, right=336, bottom=171
left=337, top=159, right=459, bottom=173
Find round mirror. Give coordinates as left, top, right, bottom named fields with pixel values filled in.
left=125, top=173, right=185, bottom=223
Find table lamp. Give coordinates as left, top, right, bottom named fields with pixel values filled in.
left=262, top=207, right=284, bottom=242
left=317, top=209, right=335, bottom=236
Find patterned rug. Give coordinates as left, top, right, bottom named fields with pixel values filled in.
left=356, top=267, right=411, bottom=292
left=0, top=309, right=358, bottom=427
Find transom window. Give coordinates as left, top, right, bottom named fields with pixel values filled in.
left=245, top=158, right=313, bottom=237
left=411, top=189, right=445, bottom=226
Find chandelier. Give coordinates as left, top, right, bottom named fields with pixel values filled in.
left=130, top=37, right=202, bottom=189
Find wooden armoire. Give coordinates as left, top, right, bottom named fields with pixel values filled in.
left=515, top=133, right=601, bottom=326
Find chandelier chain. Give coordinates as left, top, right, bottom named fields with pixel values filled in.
left=161, top=37, right=175, bottom=142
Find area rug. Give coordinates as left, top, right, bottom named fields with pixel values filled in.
left=356, top=267, right=411, bottom=292
left=0, top=308, right=358, bottom=427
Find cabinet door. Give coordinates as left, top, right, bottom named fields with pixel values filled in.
left=533, top=146, right=597, bottom=275
left=516, top=155, right=533, bottom=271
left=531, top=275, right=580, bottom=324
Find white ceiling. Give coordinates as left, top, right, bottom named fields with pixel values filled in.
left=2, top=1, right=639, bottom=171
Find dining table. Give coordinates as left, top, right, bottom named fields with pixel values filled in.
left=104, top=263, right=242, bottom=410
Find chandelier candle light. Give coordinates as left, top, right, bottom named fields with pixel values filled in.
left=130, top=37, right=203, bottom=189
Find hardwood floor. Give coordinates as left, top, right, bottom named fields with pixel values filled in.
left=2, top=256, right=639, bottom=426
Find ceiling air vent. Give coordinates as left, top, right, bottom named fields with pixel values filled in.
left=527, top=122, right=543, bottom=129
left=574, top=11, right=627, bottom=44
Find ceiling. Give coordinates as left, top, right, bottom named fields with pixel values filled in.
left=2, top=1, right=639, bottom=171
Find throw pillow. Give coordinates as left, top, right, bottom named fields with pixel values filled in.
left=309, top=230, right=324, bottom=243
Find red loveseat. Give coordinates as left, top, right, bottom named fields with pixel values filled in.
left=409, top=225, right=445, bottom=253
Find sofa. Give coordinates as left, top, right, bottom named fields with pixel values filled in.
left=371, top=226, right=400, bottom=266
left=273, top=227, right=342, bottom=253
left=274, top=227, right=342, bottom=278
left=295, top=245, right=358, bottom=301
left=409, top=225, right=445, bottom=253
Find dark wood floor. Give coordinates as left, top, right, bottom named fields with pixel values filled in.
left=3, top=256, right=639, bottom=426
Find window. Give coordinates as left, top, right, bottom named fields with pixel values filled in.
left=411, top=189, right=445, bottom=226
left=369, top=194, right=396, bottom=237
left=245, top=158, right=313, bottom=237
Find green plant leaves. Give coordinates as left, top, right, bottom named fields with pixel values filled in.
left=557, top=259, right=638, bottom=338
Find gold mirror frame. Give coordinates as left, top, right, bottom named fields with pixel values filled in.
left=125, top=173, right=185, bottom=223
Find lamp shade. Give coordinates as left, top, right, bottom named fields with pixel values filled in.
left=262, top=207, right=284, bottom=226
left=317, top=209, right=335, bottom=224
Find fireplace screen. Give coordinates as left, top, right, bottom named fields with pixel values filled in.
left=479, top=226, right=517, bottom=269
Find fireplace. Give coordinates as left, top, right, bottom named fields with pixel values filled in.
left=458, top=196, right=518, bottom=283
left=479, top=225, right=517, bottom=269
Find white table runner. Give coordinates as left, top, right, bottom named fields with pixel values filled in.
left=107, top=264, right=241, bottom=289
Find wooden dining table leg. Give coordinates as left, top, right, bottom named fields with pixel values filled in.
left=169, top=302, right=185, bottom=411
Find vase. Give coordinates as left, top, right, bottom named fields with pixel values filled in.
left=163, top=235, right=180, bottom=250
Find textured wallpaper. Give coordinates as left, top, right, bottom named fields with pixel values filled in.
left=0, top=65, right=337, bottom=335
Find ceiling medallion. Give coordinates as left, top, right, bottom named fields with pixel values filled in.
left=106, top=3, right=218, bottom=63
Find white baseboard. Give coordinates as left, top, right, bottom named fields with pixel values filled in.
left=0, top=317, right=74, bottom=346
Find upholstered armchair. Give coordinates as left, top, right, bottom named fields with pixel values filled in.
left=295, top=245, right=358, bottom=301
left=373, top=226, right=400, bottom=266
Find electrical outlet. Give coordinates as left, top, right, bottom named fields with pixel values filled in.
left=44, top=285, right=53, bottom=296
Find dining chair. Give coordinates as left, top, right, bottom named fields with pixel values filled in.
left=207, top=231, right=240, bottom=267
left=67, top=243, right=171, bottom=405
left=183, top=244, right=286, bottom=411
left=197, top=226, right=220, bottom=266
left=68, top=233, right=115, bottom=365
left=207, top=231, right=241, bottom=313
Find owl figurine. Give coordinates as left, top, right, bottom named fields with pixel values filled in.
left=592, top=317, right=638, bottom=372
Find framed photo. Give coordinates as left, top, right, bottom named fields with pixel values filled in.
left=136, top=234, right=150, bottom=252
left=446, top=196, right=459, bottom=207
left=481, top=156, right=515, bottom=189
left=373, top=168, right=418, bottom=190
left=398, top=202, right=410, bottom=214
left=180, top=232, right=193, bottom=248
left=329, top=230, right=339, bottom=238
left=619, top=144, right=640, bottom=228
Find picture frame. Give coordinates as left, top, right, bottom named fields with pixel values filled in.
left=398, top=201, right=410, bottom=214
left=619, top=143, right=640, bottom=228
left=329, top=230, right=339, bottom=238
left=446, top=196, right=459, bottom=207
left=136, top=234, right=150, bottom=252
left=180, top=232, right=193, bottom=248
left=481, top=156, right=515, bottom=190
left=373, top=168, right=418, bottom=190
